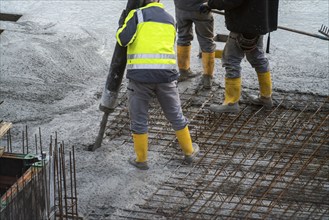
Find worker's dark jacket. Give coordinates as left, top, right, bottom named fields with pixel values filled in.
left=208, top=0, right=279, bottom=35
left=175, top=0, right=207, bottom=11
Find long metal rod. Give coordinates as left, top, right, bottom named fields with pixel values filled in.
left=211, top=9, right=329, bottom=41
left=25, top=125, right=28, bottom=154
left=60, top=143, right=69, bottom=220
left=277, top=25, right=329, bottom=40
left=69, top=151, right=74, bottom=219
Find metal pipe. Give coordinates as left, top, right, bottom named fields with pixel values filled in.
left=25, top=125, right=28, bottom=154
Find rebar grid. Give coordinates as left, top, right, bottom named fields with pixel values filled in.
left=105, top=89, right=329, bottom=219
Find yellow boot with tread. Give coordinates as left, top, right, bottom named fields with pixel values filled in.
left=209, top=77, right=242, bottom=113
left=201, top=52, right=215, bottom=89
left=175, top=126, right=200, bottom=164
left=129, top=133, right=149, bottom=170
left=177, top=45, right=200, bottom=82
left=249, top=71, right=273, bottom=108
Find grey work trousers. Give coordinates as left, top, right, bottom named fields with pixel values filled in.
left=175, top=7, right=216, bottom=53
left=222, top=32, right=270, bottom=78
left=127, top=80, right=188, bottom=134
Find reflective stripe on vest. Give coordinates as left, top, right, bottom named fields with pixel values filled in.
left=127, top=54, right=176, bottom=60
left=126, top=64, right=177, bottom=69
left=136, top=9, right=143, bottom=23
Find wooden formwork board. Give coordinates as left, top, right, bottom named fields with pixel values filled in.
left=0, top=153, right=44, bottom=213
left=0, top=122, right=12, bottom=139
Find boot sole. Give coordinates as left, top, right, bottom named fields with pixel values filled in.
left=249, top=100, right=273, bottom=109
left=128, top=157, right=149, bottom=170
left=209, top=105, right=239, bottom=113
left=178, top=74, right=199, bottom=82
left=184, top=143, right=200, bottom=164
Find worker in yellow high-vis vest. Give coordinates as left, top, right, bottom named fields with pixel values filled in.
left=116, top=0, right=200, bottom=170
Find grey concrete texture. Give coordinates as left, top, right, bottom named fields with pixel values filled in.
left=0, top=0, right=328, bottom=218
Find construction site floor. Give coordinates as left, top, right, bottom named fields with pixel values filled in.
left=0, top=0, right=328, bottom=219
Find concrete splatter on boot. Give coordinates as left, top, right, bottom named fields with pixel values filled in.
left=184, top=143, right=200, bottom=164
left=209, top=103, right=239, bottom=113
left=202, top=75, right=212, bottom=89
left=177, top=45, right=200, bottom=82
left=128, top=157, right=149, bottom=170
left=201, top=52, right=215, bottom=89
left=178, top=68, right=200, bottom=82
left=249, top=95, right=273, bottom=108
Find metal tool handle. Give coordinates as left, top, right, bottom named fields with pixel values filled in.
left=211, top=9, right=329, bottom=41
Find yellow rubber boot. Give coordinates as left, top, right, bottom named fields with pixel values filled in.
left=175, top=126, right=193, bottom=155
left=175, top=126, right=199, bottom=164
left=215, top=49, right=223, bottom=59
left=258, top=71, right=272, bottom=98
left=177, top=45, right=199, bottom=81
left=249, top=71, right=273, bottom=108
left=223, top=77, right=242, bottom=104
left=129, top=133, right=149, bottom=170
left=209, top=77, right=241, bottom=113
left=201, top=52, right=215, bottom=89
left=177, top=45, right=191, bottom=71
left=133, top=133, right=148, bottom=162
left=202, top=52, right=215, bottom=77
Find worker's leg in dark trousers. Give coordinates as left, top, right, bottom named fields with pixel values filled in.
left=127, top=80, right=199, bottom=168
left=245, top=36, right=273, bottom=108
left=156, top=81, right=199, bottom=162
left=127, top=80, right=155, bottom=169
left=209, top=32, right=244, bottom=113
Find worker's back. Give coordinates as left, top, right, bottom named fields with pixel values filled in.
left=116, top=2, right=178, bottom=83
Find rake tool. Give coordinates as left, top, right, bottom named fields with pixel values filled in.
left=211, top=10, right=329, bottom=41
left=211, top=10, right=329, bottom=53
left=318, top=24, right=329, bottom=38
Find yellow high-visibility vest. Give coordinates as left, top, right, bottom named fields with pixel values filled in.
left=116, top=3, right=176, bottom=70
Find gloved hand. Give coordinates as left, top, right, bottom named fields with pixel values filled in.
left=199, top=2, right=211, bottom=14
left=118, top=9, right=126, bottom=27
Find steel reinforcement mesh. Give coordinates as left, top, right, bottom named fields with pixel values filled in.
left=105, top=86, right=329, bottom=220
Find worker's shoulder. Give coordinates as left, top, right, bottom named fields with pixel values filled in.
left=139, top=5, right=175, bottom=24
